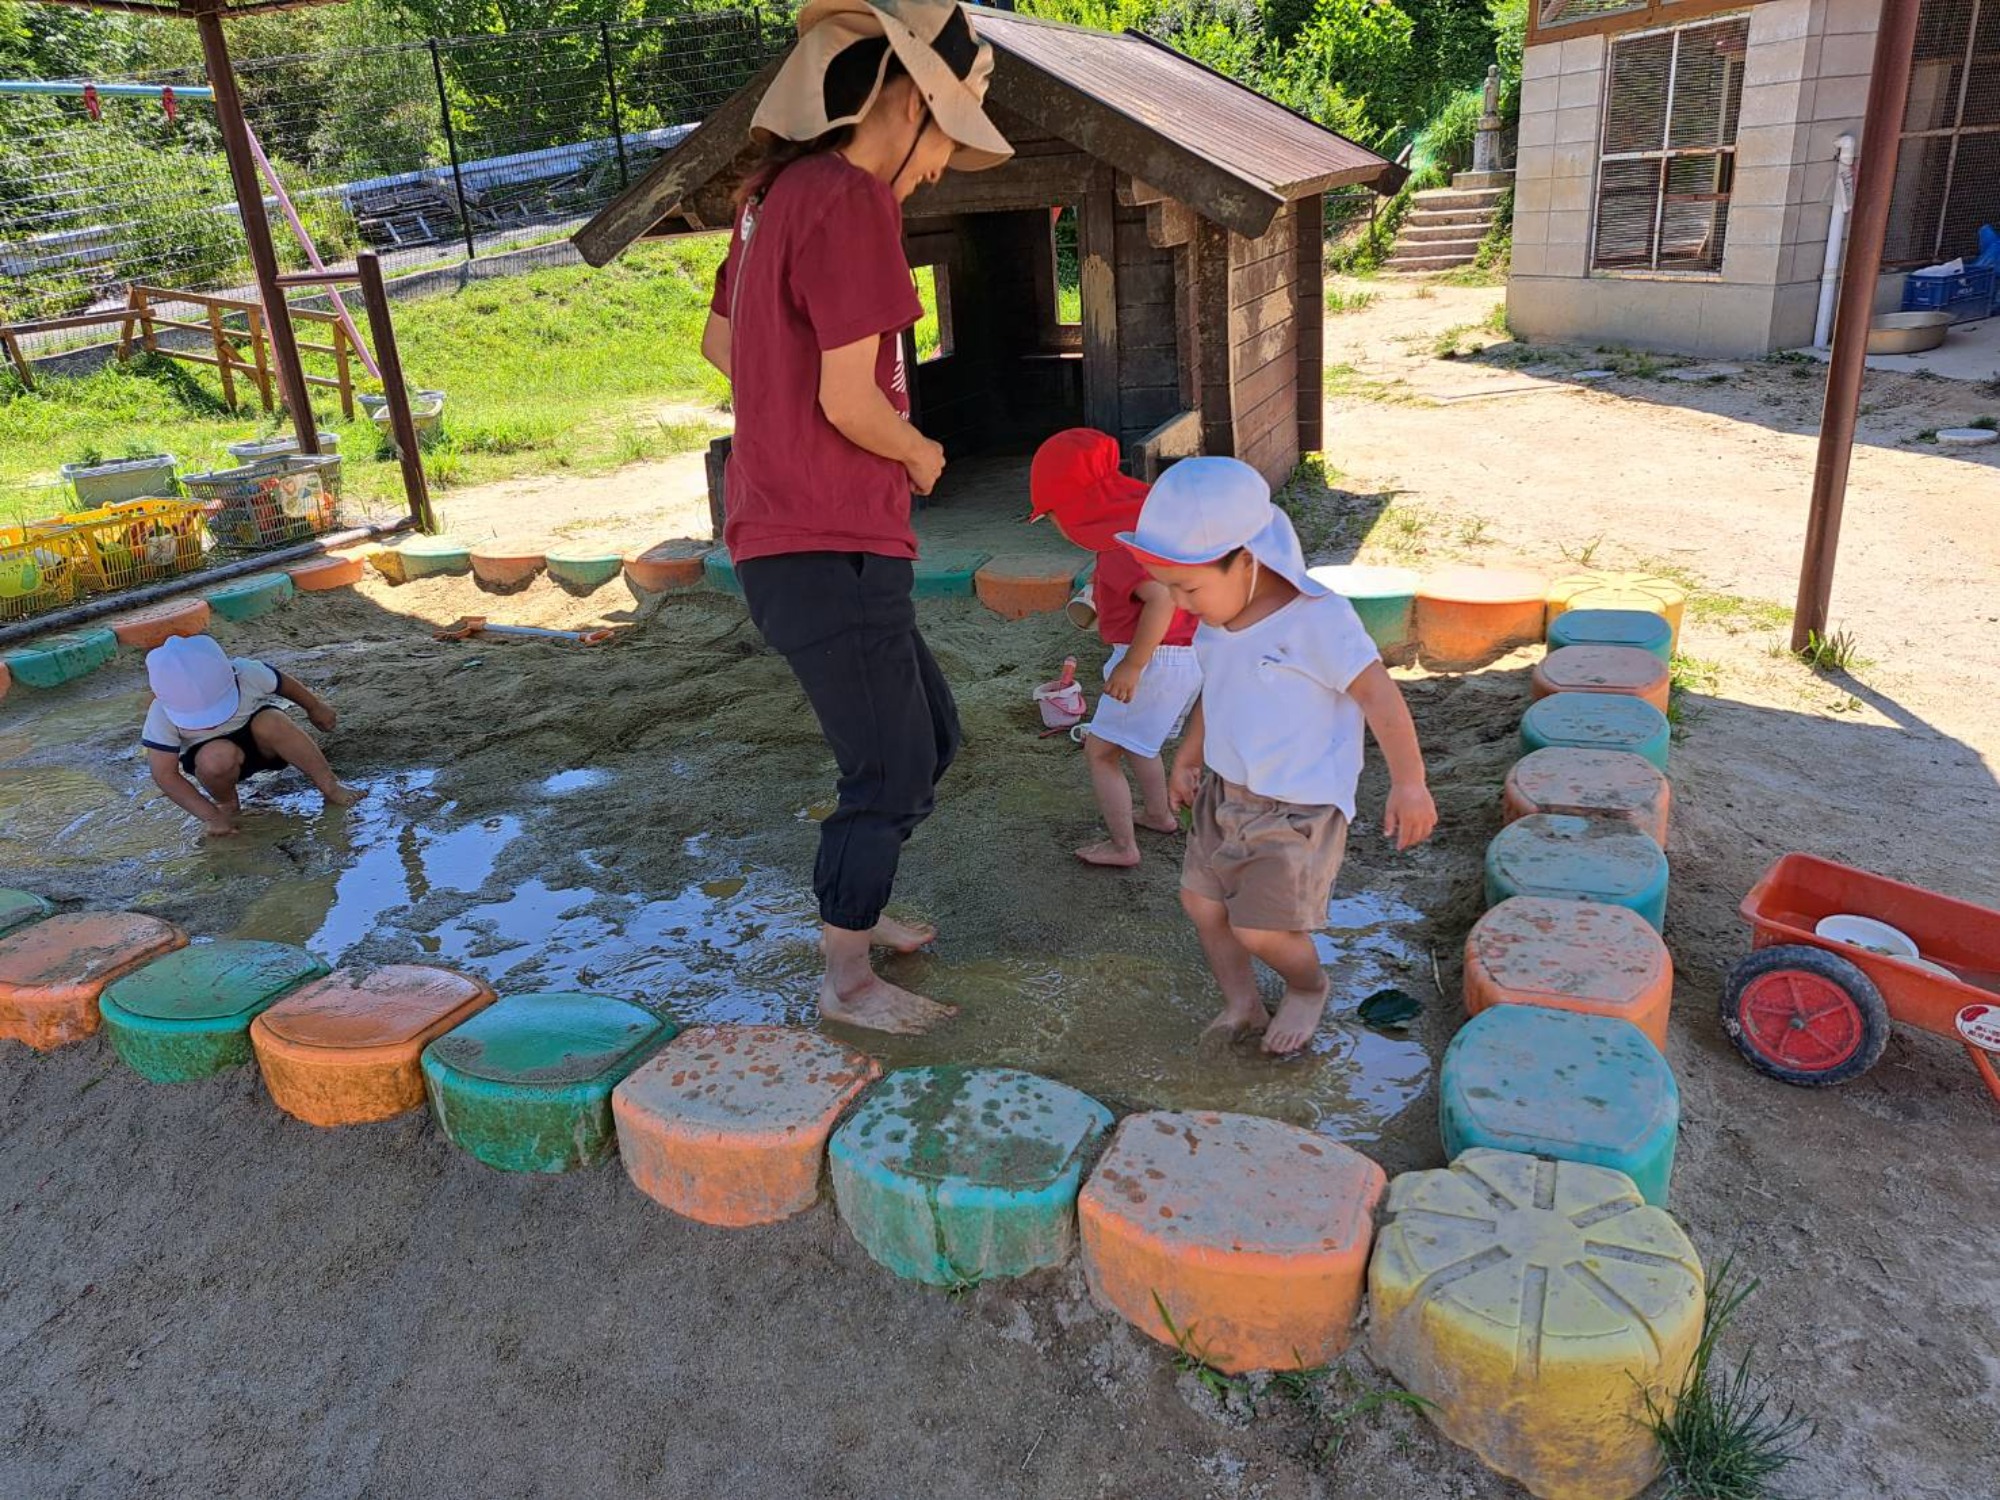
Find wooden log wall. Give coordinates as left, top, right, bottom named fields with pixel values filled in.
left=1113, top=196, right=1184, bottom=451
left=1228, top=199, right=1302, bottom=490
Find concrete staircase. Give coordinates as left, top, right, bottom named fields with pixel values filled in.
left=1385, top=175, right=1510, bottom=275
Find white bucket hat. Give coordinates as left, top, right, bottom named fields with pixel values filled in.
left=1116, top=457, right=1329, bottom=599
left=146, top=634, right=239, bottom=730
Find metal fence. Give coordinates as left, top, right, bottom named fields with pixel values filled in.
left=0, top=10, right=784, bottom=331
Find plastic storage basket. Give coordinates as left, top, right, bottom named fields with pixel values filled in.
left=0, top=526, right=88, bottom=622
left=225, top=432, right=340, bottom=464
left=42, top=499, right=209, bottom=592
left=181, top=455, right=341, bottom=551
left=1901, top=265, right=1995, bottom=324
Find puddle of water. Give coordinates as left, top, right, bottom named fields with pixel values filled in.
left=541, top=768, right=611, bottom=797
left=0, top=765, right=195, bottom=865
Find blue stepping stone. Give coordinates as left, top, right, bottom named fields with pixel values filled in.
left=100, top=939, right=329, bottom=1082
left=830, top=1065, right=1114, bottom=1287
left=0, top=889, right=52, bottom=937
left=1522, top=692, right=1671, bottom=771
left=703, top=547, right=741, bottom=595
left=1309, top=564, right=1420, bottom=655
left=1440, top=1006, right=1680, bottom=1205
left=1547, top=608, right=1673, bottom=662
left=1485, top=813, right=1670, bottom=931
left=4, top=628, right=119, bottom=689
left=912, top=548, right=992, bottom=599
left=206, top=574, right=295, bottom=623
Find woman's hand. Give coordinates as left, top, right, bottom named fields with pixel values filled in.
left=905, top=437, right=945, bottom=496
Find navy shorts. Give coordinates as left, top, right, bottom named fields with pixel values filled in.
left=179, top=705, right=288, bottom=778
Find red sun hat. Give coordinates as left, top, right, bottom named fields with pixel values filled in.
left=1028, top=428, right=1149, bottom=553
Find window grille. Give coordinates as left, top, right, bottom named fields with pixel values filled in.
left=1884, top=0, right=2000, bottom=266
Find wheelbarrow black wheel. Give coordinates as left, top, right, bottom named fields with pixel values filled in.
left=1722, top=945, right=1889, bottom=1087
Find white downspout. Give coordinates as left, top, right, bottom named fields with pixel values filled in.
left=1814, top=134, right=1857, bottom=349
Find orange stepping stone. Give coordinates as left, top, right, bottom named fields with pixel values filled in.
left=1080, top=1110, right=1387, bottom=1375
left=612, top=1024, right=880, bottom=1227
left=0, top=912, right=188, bottom=1051
left=1531, top=644, right=1670, bottom=713
left=0, top=661, right=9, bottom=701
left=1415, top=566, right=1548, bottom=667
left=469, top=548, right=545, bottom=589
left=624, top=543, right=707, bottom=593
left=1504, top=746, right=1671, bottom=845
left=289, top=554, right=365, bottom=591
left=109, top=598, right=212, bottom=651
left=250, top=964, right=495, bottom=1127
left=975, top=555, right=1084, bottom=621
left=1465, top=895, right=1674, bottom=1050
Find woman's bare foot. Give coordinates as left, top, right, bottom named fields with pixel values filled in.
left=1075, top=839, right=1142, bottom=868
left=322, top=782, right=367, bottom=808
left=869, top=914, right=936, bottom=952
left=1262, top=985, right=1330, bottom=1055
left=1137, top=811, right=1180, bottom=835
left=818, top=972, right=957, bottom=1035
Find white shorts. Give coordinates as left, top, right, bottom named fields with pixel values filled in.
left=1083, top=644, right=1202, bottom=760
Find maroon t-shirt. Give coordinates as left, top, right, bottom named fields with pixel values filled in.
left=1093, top=544, right=1198, bottom=648
left=711, top=153, right=923, bottom=563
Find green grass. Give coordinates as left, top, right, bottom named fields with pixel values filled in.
left=0, top=238, right=732, bottom=523
left=1326, top=284, right=1380, bottom=315
left=1641, top=559, right=1793, bottom=635
left=1795, top=627, right=1869, bottom=674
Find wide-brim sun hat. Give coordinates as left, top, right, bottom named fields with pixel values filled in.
left=1116, top=456, right=1329, bottom=600
left=752, top=0, right=1013, bottom=172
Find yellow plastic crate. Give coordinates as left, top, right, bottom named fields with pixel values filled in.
left=0, top=526, right=87, bottom=623
left=36, top=499, right=209, bottom=594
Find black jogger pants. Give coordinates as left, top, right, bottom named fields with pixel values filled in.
left=739, top=551, right=961, bottom=932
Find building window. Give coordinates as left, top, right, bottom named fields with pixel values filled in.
left=913, top=263, right=954, bottom=364
left=1592, top=15, right=1750, bottom=274
left=1884, top=0, right=2000, bottom=266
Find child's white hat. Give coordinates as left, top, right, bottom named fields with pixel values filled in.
left=1116, top=457, right=1329, bottom=599
left=146, top=634, right=239, bottom=731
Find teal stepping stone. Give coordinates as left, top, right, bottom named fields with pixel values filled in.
left=545, top=549, right=624, bottom=592
left=398, top=537, right=471, bottom=579
left=911, top=548, right=991, bottom=599
left=1547, top=608, right=1672, bottom=663
left=1485, top=814, right=1670, bottom=931
left=703, top=547, right=741, bottom=595
left=1522, top=691, right=1671, bottom=771
left=830, top=1065, right=1113, bottom=1287
left=421, top=992, right=675, bottom=1173
left=1440, top=1006, right=1679, bottom=1205
left=100, top=940, right=329, bottom=1082
left=0, top=889, right=52, bottom=937
left=1309, top=564, right=1419, bottom=655
left=206, top=574, right=295, bottom=622
left=4, top=628, right=118, bottom=689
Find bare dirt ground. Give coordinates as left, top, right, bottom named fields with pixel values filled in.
left=4, top=278, right=1998, bottom=1499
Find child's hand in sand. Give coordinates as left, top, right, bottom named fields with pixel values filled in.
left=1105, top=656, right=1144, bottom=704
left=1168, top=755, right=1202, bottom=814
left=307, top=701, right=337, bottom=733
left=1384, top=780, right=1437, bottom=851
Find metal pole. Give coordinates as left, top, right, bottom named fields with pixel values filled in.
left=195, top=7, right=318, bottom=456
left=602, top=23, right=630, bottom=190
left=429, top=39, right=477, bottom=262
left=354, top=251, right=438, bottom=535
left=1793, top=0, right=1921, bottom=653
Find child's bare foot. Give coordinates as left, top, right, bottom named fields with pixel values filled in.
left=1137, top=811, right=1180, bottom=835
left=869, top=914, right=936, bottom=952
left=818, top=972, right=957, bottom=1035
left=1263, top=985, right=1330, bottom=1055
left=1203, top=998, right=1270, bottom=1040
left=1075, top=839, right=1142, bottom=868
left=322, top=782, right=367, bottom=808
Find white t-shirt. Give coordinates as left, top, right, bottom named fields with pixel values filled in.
left=140, top=657, right=285, bottom=752
left=1193, top=591, right=1381, bottom=815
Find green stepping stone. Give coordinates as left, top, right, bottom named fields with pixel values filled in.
left=206, top=574, right=295, bottom=622
left=1522, top=691, right=1671, bottom=771
left=0, top=889, right=52, bottom=937
left=1440, top=1006, right=1680, bottom=1205
left=830, top=1065, right=1113, bottom=1287
left=421, top=992, right=675, bottom=1173
left=1310, top=564, right=1419, bottom=654
left=1485, top=813, right=1670, bottom=931
left=1547, top=608, right=1673, bottom=662
left=397, top=537, right=472, bottom=579
left=4, top=628, right=118, bottom=689
left=545, top=550, right=624, bottom=592
left=100, top=940, right=329, bottom=1082
left=703, top=547, right=742, bottom=595
left=911, top=548, right=992, bottom=599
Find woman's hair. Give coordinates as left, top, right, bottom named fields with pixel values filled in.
left=734, top=43, right=908, bottom=207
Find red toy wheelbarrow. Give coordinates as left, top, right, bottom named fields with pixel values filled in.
left=1725, top=853, right=2000, bottom=1105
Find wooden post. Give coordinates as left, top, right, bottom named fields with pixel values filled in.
left=246, top=304, right=275, bottom=412
left=354, top=252, right=437, bottom=534
left=332, top=318, right=354, bottom=421
left=1080, top=167, right=1120, bottom=437
left=195, top=6, right=319, bottom=456
left=116, top=284, right=142, bottom=361
left=137, top=287, right=158, bottom=354
left=1, top=329, right=33, bottom=391
left=208, top=302, right=238, bottom=409
left=1295, top=193, right=1325, bottom=456
left=705, top=436, right=731, bottom=541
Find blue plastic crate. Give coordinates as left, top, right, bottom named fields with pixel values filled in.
left=1902, top=265, right=1995, bottom=323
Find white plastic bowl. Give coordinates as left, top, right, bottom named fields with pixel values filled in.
left=1815, top=914, right=1919, bottom=960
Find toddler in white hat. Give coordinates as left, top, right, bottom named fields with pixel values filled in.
left=1119, top=457, right=1438, bottom=1054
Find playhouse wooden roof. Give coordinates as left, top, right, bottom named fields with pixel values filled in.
left=574, top=9, right=1399, bottom=264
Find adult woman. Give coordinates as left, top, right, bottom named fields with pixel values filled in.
left=701, top=0, right=1010, bottom=1034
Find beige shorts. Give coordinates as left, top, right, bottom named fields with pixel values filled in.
left=1181, top=773, right=1350, bottom=933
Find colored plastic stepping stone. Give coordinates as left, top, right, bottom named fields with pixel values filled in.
left=1546, top=570, right=1687, bottom=650
left=613, top=1024, right=880, bottom=1225
left=1547, top=607, right=1672, bottom=663
left=0, top=661, right=8, bottom=701
left=1522, top=691, right=1670, bottom=772
left=251, top=964, right=495, bottom=1127
left=1309, top=564, right=1419, bottom=657
left=830, top=1065, right=1112, bottom=1287
left=1370, top=1149, right=1703, bottom=1500
left=545, top=549, right=624, bottom=592
left=703, top=547, right=741, bottom=595
left=1441, top=1006, right=1679, bottom=1204
left=1504, top=746, right=1671, bottom=845
left=396, top=537, right=471, bottom=579
left=1485, top=814, right=1670, bottom=931
left=4, top=628, right=119, bottom=689
left=0, top=889, right=52, bottom=937
left=100, top=939, right=328, bottom=1083
left=975, top=554, right=1084, bottom=620
left=469, top=547, right=544, bottom=589
left=1415, top=566, right=1548, bottom=667
left=0, top=912, right=188, bottom=1051
left=109, top=598, right=211, bottom=651
left=288, top=554, right=365, bottom=591
left=911, top=547, right=992, bottom=599
left=1465, top=896, right=1673, bottom=1050
left=624, top=542, right=707, bottom=593
left=421, top=992, right=673, bottom=1173
left=1531, top=644, right=1670, bottom=713
left=1080, top=1111, right=1386, bottom=1375
left=205, top=573, right=294, bottom=622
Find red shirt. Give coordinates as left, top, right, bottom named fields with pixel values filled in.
left=1093, top=545, right=1198, bottom=648
left=711, top=153, right=923, bottom=563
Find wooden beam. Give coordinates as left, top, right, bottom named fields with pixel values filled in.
left=1116, top=175, right=1166, bottom=208
left=1080, top=167, right=1120, bottom=437
left=1193, top=221, right=1235, bottom=459
left=1146, top=199, right=1196, bottom=250
left=1128, top=409, right=1202, bottom=481
left=906, top=152, right=1092, bottom=217
left=1295, top=194, right=1324, bottom=456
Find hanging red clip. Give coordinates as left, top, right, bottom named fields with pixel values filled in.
left=82, top=83, right=101, bottom=121
left=161, top=85, right=177, bottom=123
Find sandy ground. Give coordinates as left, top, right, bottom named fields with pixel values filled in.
left=3, top=278, right=1999, bottom=1498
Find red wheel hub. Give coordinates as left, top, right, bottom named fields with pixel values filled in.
left=1739, top=970, right=1864, bottom=1071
